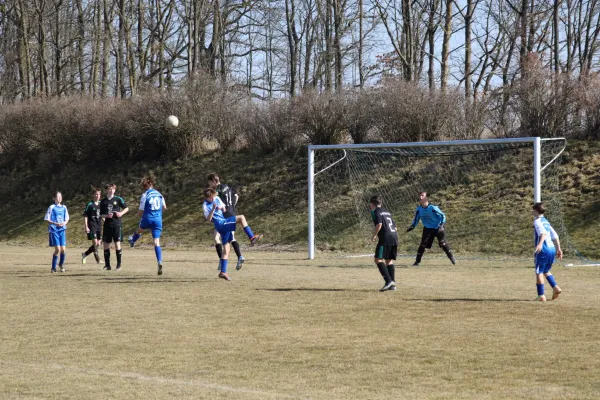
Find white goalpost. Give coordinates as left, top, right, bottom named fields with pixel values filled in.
left=307, top=137, right=568, bottom=260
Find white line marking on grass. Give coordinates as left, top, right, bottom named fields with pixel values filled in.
left=1, top=361, right=309, bottom=399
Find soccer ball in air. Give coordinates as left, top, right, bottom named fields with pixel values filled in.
left=166, top=115, right=179, bottom=128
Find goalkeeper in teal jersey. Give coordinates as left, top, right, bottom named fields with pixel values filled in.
left=406, top=191, right=456, bottom=266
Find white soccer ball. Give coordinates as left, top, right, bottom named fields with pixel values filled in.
left=166, top=115, right=179, bottom=128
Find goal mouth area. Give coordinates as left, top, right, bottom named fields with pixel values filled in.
left=307, top=137, right=594, bottom=263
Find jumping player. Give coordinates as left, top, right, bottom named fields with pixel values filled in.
left=128, top=176, right=167, bottom=275
left=369, top=196, right=398, bottom=291
left=44, top=191, right=70, bottom=273
left=100, top=183, right=129, bottom=271
left=406, top=191, right=456, bottom=266
left=82, top=188, right=102, bottom=264
left=207, top=173, right=245, bottom=270
left=532, top=202, right=563, bottom=302
left=203, top=188, right=263, bottom=281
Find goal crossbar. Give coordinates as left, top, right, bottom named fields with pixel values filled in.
left=307, top=137, right=566, bottom=260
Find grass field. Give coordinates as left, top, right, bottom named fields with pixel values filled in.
left=1, top=245, right=599, bottom=399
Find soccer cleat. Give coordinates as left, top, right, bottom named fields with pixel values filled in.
left=218, top=272, right=231, bottom=281
left=81, top=253, right=87, bottom=264
left=51, top=268, right=57, bottom=273
left=450, top=257, right=456, bottom=265
left=59, top=266, right=66, bottom=273
left=552, top=286, right=562, bottom=300
left=389, top=286, right=397, bottom=291
left=103, top=265, right=111, bottom=271
left=536, top=295, right=547, bottom=302
left=115, top=264, right=122, bottom=271
left=157, top=263, right=163, bottom=276
left=250, top=234, right=263, bottom=246
left=380, top=281, right=396, bottom=292
left=412, top=262, right=420, bottom=267
left=127, top=235, right=135, bottom=248
left=236, top=256, right=245, bottom=270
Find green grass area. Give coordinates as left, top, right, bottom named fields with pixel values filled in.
left=0, top=141, right=598, bottom=259
left=1, top=246, right=599, bottom=399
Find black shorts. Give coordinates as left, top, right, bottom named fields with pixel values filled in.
left=87, top=230, right=101, bottom=241
left=420, top=226, right=447, bottom=249
left=102, top=225, right=123, bottom=243
left=375, top=244, right=397, bottom=260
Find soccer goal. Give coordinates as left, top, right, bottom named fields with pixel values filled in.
left=307, top=137, right=570, bottom=260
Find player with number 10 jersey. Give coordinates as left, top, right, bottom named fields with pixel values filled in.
left=128, top=176, right=167, bottom=275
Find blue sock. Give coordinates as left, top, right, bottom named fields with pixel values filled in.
left=132, top=233, right=141, bottom=243
left=59, top=253, right=65, bottom=266
left=52, top=255, right=58, bottom=270
left=243, top=226, right=254, bottom=239
left=221, top=259, right=228, bottom=273
left=546, top=275, right=557, bottom=288
left=154, top=246, right=162, bottom=263
left=536, top=283, right=545, bottom=296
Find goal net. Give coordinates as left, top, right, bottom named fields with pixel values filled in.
left=308, top=138, right=578, bottom=261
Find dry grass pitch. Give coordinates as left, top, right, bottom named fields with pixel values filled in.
left=1, top=245, right=599, bottom=399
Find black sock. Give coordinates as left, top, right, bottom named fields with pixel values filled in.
left=231, top=241, right=242, bottom=258
left=93, top=245, right=100, bottom=262
left=116, top=249, right=122, bottom=265
left=377, top=262, right=392, bottom=284
left=104, top=249, right=111, bottom=268
left=416, top=247, right=425, bottom=263
left=215, top=243, right=223, bottom=259
left=441, top=245, right=454, bottom=260
left=84, top=245, right=95, bottom=256
left=387, top=264, right=395, bottom=282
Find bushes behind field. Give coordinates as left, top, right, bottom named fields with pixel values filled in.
left=1, top=70, right=600, bottom=170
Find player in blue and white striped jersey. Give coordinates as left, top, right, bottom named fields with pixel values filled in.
left=128, top=176, right=167, bottom=275
left=406, top=191, right=456, bottom=266
left=44, top=191, right=70, bottom=273
left=532, top=202, right=563, bottom=302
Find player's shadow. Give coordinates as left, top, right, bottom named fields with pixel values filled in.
left=98, top=277, right=207, bottom=284
left=256, top=288, right=372, bottom=293
left=405, top=298, right=530, bottom=303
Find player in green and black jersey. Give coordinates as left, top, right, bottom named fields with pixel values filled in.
left=369, top=195, right=398, bottom=292
left=82, top=188, right=102, bottom=264
left=100, top=183, right=129, bottom=270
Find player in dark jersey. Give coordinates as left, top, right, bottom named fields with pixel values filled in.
left=369, top=196, right=398, bottom=292
left=81, top=188, right=102, bottom=264
left=99, top=183, right=129, bottom=270
left=207, top=173, right=245, bottom=270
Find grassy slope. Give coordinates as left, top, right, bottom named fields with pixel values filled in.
left=0, top=141, right=598, bottom=259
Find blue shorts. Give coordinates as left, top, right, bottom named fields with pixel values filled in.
left=215, top=216, right=237, bottom=244
left=535, top=249, right=556, bottom=274
left=49, top=231, right=67, bottom=247
left=139, top=218, right=163, bottom=239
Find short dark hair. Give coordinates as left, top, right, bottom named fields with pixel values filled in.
left=105, top=183, right=116, bottom=189
left=52, top=191, right=61, bottom=198
left=91, top=187, right=101, bottom=195
left=533, top=202, right=546, bottom=214
left=206, top=173, right=219, bottom=182
left=419, top=191, right=428, bottom=197
left=370, top=195, right=382, bottom=206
